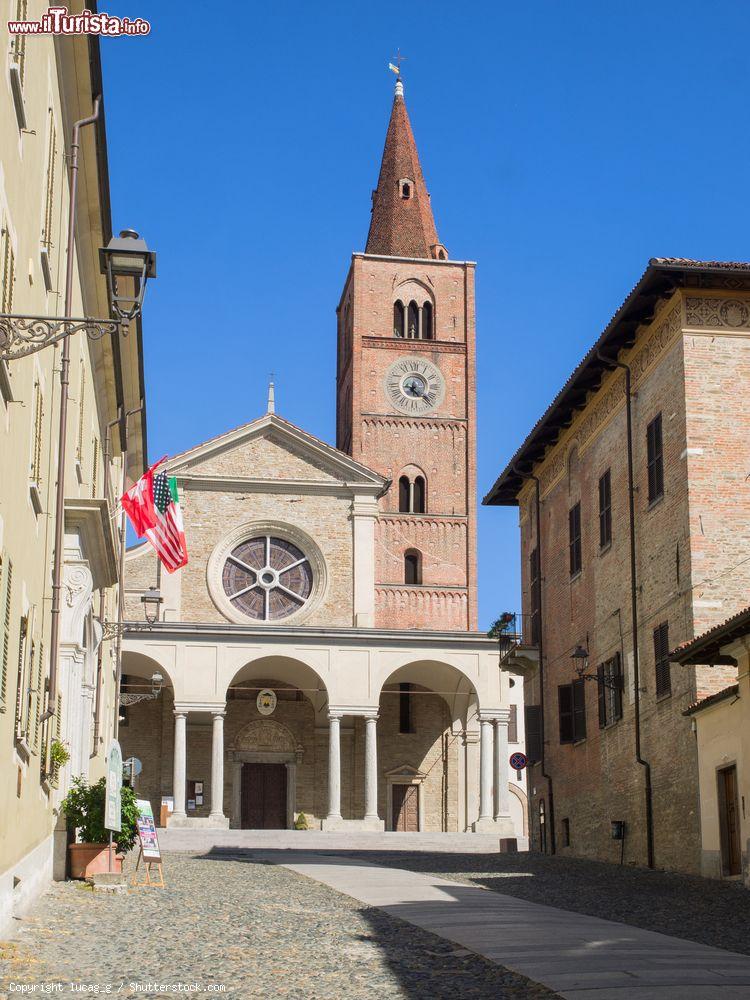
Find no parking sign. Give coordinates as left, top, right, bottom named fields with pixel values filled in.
left=509, top=751, right=528, bottom=771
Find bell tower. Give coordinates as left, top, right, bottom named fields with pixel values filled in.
left=336, top=76, right=477, bottom=631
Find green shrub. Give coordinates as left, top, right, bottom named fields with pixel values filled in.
left=293, top=811, right=309, bottom=830
left=60, top=776, right=140, bottom=854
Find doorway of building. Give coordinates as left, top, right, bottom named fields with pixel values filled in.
left=392, top=784, right=419, bottom=831
left=718, top=764, right=741, bottom=876
left=240, top=762, right=287, bottom=829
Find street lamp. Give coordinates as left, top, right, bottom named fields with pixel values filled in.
left=102, top=587, right=163, bottom=641
left=140, top=587, right=163, bottom=625
left=571, top=645, right=589, bottom=677
left=120, top=670, right=164, bottom=707
left=99, top=229, right=157, bottom=322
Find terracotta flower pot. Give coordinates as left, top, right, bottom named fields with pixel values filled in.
left=68, top=843, right=123, bottom=879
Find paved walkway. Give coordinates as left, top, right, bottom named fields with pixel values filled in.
left=261, top=851, right=750, bottom=999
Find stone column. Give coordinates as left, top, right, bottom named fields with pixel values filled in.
left=172, top=711, right=187, bottom=819
left=209, top=710, right=225, bottom=822
left=494, top=714, right=510, bottom=820
left=364, top=715, right=379, bottom=821
left=478, top=717, right=493, bottom=821
left=327, top=713, right=342, bottom=820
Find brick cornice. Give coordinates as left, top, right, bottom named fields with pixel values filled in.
left=361, top=336, right=466, bottom=355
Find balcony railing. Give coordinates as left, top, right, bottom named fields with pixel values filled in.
left=488, top=612, right=538, bottom=660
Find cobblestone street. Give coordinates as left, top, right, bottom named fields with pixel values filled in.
left=0, top=852, right=553, bottom=999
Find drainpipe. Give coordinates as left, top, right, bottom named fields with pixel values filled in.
left=42, top=97, right=101, bottom=723
left=596, top=349, right=654, bottom=869
left=90, top=409, right=123, bottom=755
left=511, top=463, right=556, bottom=854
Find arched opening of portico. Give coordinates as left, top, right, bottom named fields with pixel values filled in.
left=376, top=660, right=479, bottom=833
left=223, top=656, right=329, bottom=830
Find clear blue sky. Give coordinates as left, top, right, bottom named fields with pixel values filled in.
left=100, top=1, right=750, bottom=628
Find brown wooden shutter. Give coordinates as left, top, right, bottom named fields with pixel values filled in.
left=525, top=705, right=542, bottom=761
left=0, top=553, right=11, bottom=710
left=508, top=703, right=518, bottom=743
left=654, top=622, right=671, bottom=696
left=32, top=641, right=43, bottom=752
left=613, top=652, right=623, bottom=718
left=558, top=685, right=575, bottom=743
left=597, top=665, right=606, bottom=727
left=572, top=678, right=587, bottom=741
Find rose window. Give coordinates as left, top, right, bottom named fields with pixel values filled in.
left=222, top=535, right=313, bottom=621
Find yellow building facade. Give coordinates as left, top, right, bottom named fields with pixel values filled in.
left=0, top=2, right=146, bottom=932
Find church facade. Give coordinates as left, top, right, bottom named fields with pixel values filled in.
left=120, top=79, right=526, bottom=838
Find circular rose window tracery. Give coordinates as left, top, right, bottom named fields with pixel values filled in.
left=222, top=535, right=313, bottom=621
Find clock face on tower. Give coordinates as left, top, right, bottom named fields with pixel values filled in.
left=384, top=357, right=445, bottom=415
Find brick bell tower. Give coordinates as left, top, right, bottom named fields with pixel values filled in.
left=336, top=75, right=478, bottom=632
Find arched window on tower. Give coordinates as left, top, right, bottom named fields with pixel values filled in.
left=393, top=300, right=405, bottom=338
left=407, top=301, right=419, bottom=339
left=413, top=476, right=426, bottom=513
left=404, top=549, right=422, bottom=585
left=422, top=301, right=433, bottom=340
left=398, top=476, right=410, bottom=513
left=402, top=182, right=411, bottom=199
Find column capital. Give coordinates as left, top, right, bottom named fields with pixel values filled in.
left=210, top=709, right=227, bottom=718
left=173, top=710, right=187, bottom=720
left=478, top=711, right=505, bottom=723
left=328, top=710, right=344, bottom=721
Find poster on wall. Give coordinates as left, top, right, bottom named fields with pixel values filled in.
left=135, top=799, right=162, bottom=862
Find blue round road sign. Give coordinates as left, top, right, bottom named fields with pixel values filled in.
left=509, top=751, right=528, bottom=770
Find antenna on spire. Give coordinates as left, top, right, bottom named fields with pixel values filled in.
left=267, top=373, right=275, bottom=414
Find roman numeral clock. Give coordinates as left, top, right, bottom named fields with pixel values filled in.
left=384, top=357, right=445, bottom=414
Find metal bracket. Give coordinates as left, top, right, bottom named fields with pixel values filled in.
left=0, top=314, right=123, bottom=361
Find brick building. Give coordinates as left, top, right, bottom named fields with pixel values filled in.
left=484, top=260, right=750, bottom=872
left=119, top=78, right=527, bottom=839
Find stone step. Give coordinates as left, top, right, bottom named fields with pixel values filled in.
left=157, top=828, right=528, bottom=854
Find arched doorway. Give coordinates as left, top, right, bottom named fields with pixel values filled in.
left=224, top=656, right=328, bottom=829
left=377, top=660, right=478, bottom=833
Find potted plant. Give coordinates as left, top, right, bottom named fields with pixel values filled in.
left=60, top=776, right=140, bottom=879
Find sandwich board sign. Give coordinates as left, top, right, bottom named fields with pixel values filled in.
left=132, top=798, right=164, bottom=888
left=104, top=739, right=122, bottom=832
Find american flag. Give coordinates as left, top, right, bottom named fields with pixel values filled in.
left=120, top=456, right=166, bottom=537
left=144, top=471, right=188, bottom=573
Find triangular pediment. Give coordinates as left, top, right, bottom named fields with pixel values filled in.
left=167, top=412, right=387, bottom=492
left=384, top=763, right=427, bottom=780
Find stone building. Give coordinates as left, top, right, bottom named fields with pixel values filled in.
left=120, top=78, right=527, bottom=839
left=484, top=260, right=750, bottom=873
left=0, top=3, right=147, bottom=934
left=673, top=608, right=750, bottom=883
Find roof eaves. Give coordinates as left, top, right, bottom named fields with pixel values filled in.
left=482, top=259, right=750, bottom=507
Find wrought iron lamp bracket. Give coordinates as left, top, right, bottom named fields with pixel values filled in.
left=0, top=313, right=124, bottom=362
left=100, top=620, right=155, bottom=642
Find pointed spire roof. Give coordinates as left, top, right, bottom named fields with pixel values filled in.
left=365, top=78, right=446, bottom=260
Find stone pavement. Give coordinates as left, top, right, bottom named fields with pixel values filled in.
left=0, top=852, right=553, bottom=999
left=263, top=851, right=750, bottom=999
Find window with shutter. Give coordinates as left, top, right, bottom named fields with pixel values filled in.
left=599, top=469, right=612, bottom=548
left=32, top=641, right=44, bottom=752
left=1, top=219, right=16, bottom=314
left=91, top=437, right=99, bottom=498
left=508, top=703, right=518, bottom=743
left=558, top=684, right=574, bottom=743
left=597, top=653, right=623, bottom=727
left=654, top=622, right=671, bottom=697
left=647, top=413, right=664, bottom=504
left=14, top=607, right=34, bottom=742
left=10, top=1, right=29, bottom=85
left=569, top=502, right=582, bottom=576
left=524, top=704, right=542, bottom=762
left=42, top=110, right=57, bottom=252
left=0, top=553, right=12, bottom=711
left=560, top=680, right=586, bottom=743
left=30, top=382, right=44, bottom=487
